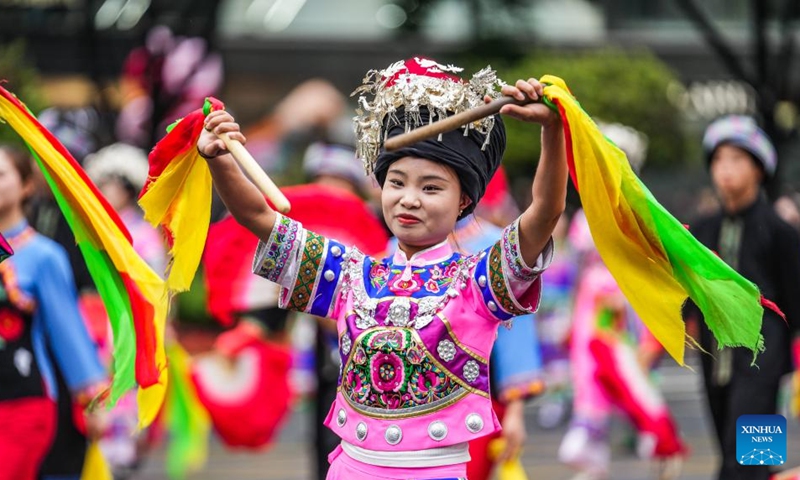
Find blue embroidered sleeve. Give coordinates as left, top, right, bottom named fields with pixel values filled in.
left=473, top=217, right=554, bottom=322
left=252, top=213, right=347, bottom=318
left=34, top=241, right=105, bottom=393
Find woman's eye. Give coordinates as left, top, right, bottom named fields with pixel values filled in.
left=423, top=185, right=441, bottom=192
left=388, top=179, right=403, bottom=187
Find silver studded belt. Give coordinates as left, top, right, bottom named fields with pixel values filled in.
left=340, top=440, right=470, bottom=467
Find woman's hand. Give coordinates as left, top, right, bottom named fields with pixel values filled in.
left=486, top=78, right=560, bottom=127
left=83, top=409, right=107, bottom=440
left=497, top=399, right=527, bottom=463
left=198, top=110, right=247, bottom=160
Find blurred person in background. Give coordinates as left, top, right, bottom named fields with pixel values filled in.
left=83, top=142, right=166, bottom=273
left=775, top=193, right=800, bottom=231
left=0, top=144, right=106, bottom=480
left=684, top=115, right=800, bottom=480
left=27, top=106, right=114, bottom=480
left=82, top=142, right=167, bottom=478
left=117, top=25, right=224, bottom=149
left=243, top=79, right=347, bottom=175
left=528, top=212, right=576, bottom=431
left=558, top=123, right=686, bottom=480
left=29, top=105, right=112, bottom=292
left=454, top=168, right=545, bottom=480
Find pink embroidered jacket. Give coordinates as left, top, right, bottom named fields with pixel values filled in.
left=253, top=213, right=552, bottom=453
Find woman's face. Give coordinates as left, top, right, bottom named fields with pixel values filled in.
left=710, top=144, right=763, bottom=200
left=382, top=156, right=471, bottom=254
left=0, top=151, right=28, bottom=218
left=97, top=178, right=133, bottom=212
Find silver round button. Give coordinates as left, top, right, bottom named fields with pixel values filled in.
left=356, top=422, right=368, bottom=441
left=437, top=339, right=456, bottom=362
left=478, top=275, right=487, bottom=287
left=463, top=360, right=480, bottom=383
left=487, top=300, right=498, bottom=312
left=465, top=413, right=484, bottom=433
left=428, top=421, right=448, bottom=441
left=385, top=425, right=403, bottom=445
left=324, top=270, right=336, bottom=282
left=331, top=245, right=342, bottom=257
left=336, top=409, right=347, bottom=427
left=340, top=334, right=352, bottom=355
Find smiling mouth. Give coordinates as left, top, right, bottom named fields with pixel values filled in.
left=396, top=214, right=421, bottom=225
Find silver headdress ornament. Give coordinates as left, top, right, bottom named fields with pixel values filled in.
left=351, top=57, right=506, bottom=176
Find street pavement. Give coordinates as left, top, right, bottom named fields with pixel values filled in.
left=134, top=351, right=800, bottom=480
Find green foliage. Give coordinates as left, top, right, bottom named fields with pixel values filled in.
left=0, top=41, right=45, bottom=148
left=482, top=48, right=688, bottom=177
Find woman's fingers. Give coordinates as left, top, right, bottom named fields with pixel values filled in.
left=204, top=110, right=230, bottom=127
left=528, top=78, right=544, bottom=97
left=500, top=102, right=549, bottom=121
left=227, top=132, right=247, bottom=144
left=515, top=79, right=538, bottom=101
left=501, top=84, right=525, bottom=101
left=212, top=121, right=242, bottom=135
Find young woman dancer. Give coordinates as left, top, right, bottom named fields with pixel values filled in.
left=0, top=144, right=106, bottom=480
left=197, top=57, right=567, bottom=480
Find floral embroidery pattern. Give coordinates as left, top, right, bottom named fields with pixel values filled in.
left=371, top=352, right=405, bottom=392
left=369, top=262, right=389, bottom=289
left=255, top=214, right=300, bottom=283
left=387, top=269, right=424, bottom=296
left=373, top=259, right=462, bottom=297
left=287, top=231, right=325, bottom=312
left=488, top=243, right=528, bottom=316
left=0, top=262, right=35, bottom=313
left=342, top=328, right=461, bottom=413
left=502, top=220, right=536, bottom=281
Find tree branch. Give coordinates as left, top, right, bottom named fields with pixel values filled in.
left=673, top=0, right=755, bottom=85
left=775, top=0, right=800, bottom=99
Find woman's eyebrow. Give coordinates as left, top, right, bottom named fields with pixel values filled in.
left=420, top=174, right=449, bottom=183
left=387, top=168, right=407, bottom=177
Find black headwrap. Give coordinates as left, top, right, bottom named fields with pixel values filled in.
left=374, top=107, right=506, bottom=218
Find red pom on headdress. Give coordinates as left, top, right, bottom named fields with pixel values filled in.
left=383, top=57, right=463, bottom=88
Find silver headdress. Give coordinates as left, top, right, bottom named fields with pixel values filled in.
left=351, top=57, right=505, bottom=176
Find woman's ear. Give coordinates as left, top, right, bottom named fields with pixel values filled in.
left=22, top=178, right=36, bottom=203
left=459, top=194, right=473, bottom=213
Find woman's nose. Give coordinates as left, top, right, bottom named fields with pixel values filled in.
left=399, top=191, right=420, bottom=208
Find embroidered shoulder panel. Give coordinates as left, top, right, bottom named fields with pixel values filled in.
left=286, top=230, right=326, bottom=312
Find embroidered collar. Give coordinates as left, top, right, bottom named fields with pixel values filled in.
left=392, top=238, right=453, bottom=267
left=2, top=220, right=34, bottom=248
left=2, top=219, right=28, bottom=239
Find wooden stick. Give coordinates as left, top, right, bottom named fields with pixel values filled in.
left=216, top=132, right=291, bottom=213
left=383, top=96, right=534, bottom=152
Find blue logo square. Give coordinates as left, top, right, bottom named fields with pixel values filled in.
left=736, top=414, right=787, bottom=466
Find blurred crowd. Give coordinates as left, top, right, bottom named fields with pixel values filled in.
left=1, top=24, right=800, bottom=480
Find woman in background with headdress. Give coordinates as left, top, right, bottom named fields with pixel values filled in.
left=82, top=142, right=167, bottom=479
left=196, top=57, right=567, bottom=480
